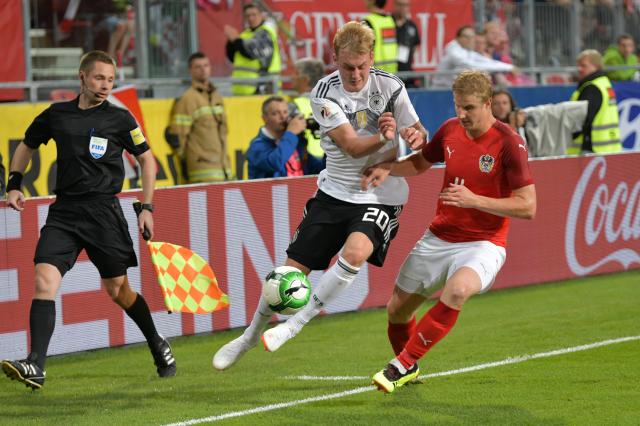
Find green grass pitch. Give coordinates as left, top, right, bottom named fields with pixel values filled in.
left=2, top=270, right=639, bottom=425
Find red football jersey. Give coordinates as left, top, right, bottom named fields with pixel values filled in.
left=422, top=118, right=534, bottom=247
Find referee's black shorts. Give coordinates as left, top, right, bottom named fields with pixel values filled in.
left=286, top=190, right=403, bottom=271
left=34, top=197, right=137, bottom=279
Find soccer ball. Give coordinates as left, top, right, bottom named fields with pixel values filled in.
left=262, top=266, right=311, bottom=315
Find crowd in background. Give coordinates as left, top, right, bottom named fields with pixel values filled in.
left=3, top=0, right=638, bottom=194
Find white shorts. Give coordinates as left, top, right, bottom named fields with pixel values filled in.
left=396, top=231, right=506, bottom=297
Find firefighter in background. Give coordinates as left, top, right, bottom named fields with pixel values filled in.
left=225, top=3, right=282, bottom=95
left=363, top=0, right=398, bottom=73
left=169, top=52, right=232, bottom=183
left=568, top=49, right=621, bottom=154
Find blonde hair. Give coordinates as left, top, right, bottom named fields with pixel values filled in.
left=452, top=70, right=493, bottom=102
left=577, top=49, right=603, bottom=70
left=333, top=21, right=375, bottom=56
left=79, top=50, right=116, bottom=73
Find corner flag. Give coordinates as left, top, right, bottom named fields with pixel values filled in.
left=148, top=242, right=229, bottom=314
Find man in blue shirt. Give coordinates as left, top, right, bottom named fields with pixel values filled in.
left=247, top=96, right=324, bottom=179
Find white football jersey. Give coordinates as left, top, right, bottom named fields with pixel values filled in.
left=310, top=68, right=419, bottom=205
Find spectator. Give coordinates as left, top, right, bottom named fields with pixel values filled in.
left=603, top=34, right=640, bottom=81
left=484, top=21, right=513, bottom=64
left=392, top=0, right=421, bottom=87
left=432, top=25, right=513, bottom=88
left=568, top=49, right=621, bottom=154
left=169, top=52, right=232, bottom=183
left=492, top=89, right=526, bottom=138
left=363, top=0, right=398, bottom=73
left=225, top=3, right=281, bottom=95
left=474, top=31, right=491, bottom=58
left=105, top=3, right=135, bottom=66
left=290, top=58, right=326, bottom=160
left=484, top=21, right=534, bottom=86
left=246, top=96, right=324, bottom=179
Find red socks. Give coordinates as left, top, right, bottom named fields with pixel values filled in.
left=397, top=300, right=460, bottom=369
left=387, top=316, right=416, bottom=355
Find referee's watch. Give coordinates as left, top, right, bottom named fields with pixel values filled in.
left=141, top=203, right=154, bottom=213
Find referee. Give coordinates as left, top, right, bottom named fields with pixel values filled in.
left=2, top=51, right=176, bottom=390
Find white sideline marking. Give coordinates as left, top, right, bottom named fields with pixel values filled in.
left=163, top=335, right=639, bottom=426
left=288, top=335, right=640, bottom=381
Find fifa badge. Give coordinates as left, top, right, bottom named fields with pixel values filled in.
left=479, top=154, right=495, bottom=173
left=89, top=136, right=108, bottom=159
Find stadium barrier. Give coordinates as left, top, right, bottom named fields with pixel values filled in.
left=0, top=95, right=267, bottom=196
left=1, top=82, right=639, bottom=197
left=1, top=152, right=639, bottom=360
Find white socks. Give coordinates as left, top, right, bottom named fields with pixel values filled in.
left=288, top=256, right=360, bottom=332
left=241, top=297, right=274, bottom=344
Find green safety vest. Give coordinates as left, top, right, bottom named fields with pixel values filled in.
left=568, top=75, right=621, bottom=154
left=365, top=13, right=398, bottom=73
left=293, top=95, right=323, bottom=158
left=231, top=23, right=281, bottom=95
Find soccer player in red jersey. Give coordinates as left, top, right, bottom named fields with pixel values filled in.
left=362, top=70, right=537, bottom=393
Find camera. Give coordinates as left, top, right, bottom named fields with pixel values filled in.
left=288, top=102, right=320, bottom=136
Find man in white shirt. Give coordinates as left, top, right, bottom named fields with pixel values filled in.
left=213, top=21, right=428, bottom=370
left=432, top=25, right=514, bottom=88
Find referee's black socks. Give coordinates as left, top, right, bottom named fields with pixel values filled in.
left=125, top=293, right=162, bottom=346
left=29, top=299, right=56, bottom=370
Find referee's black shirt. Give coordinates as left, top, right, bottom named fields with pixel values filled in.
left=23, top=97, right=150, bottom=200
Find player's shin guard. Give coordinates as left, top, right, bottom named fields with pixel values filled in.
left=398, top=300, right=460, bottom=368
left=28, top=299, right=56, bottom=370
left=289, top=256, right=360, bottom=332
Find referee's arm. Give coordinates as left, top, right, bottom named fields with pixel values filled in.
left=5, top=142, right=35, bottom=211
left=136, top=150, right=156, bottom=239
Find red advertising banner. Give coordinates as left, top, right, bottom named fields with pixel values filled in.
left=0, top=0, right=26, bottom=101
left=198, top=0, right=473, bottom=77
left=1, top=153, right=639, bottom=359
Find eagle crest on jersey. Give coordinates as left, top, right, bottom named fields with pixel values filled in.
left=369, top=92, right=385, bottom=112
left=479, top=154, right=495, bottom=173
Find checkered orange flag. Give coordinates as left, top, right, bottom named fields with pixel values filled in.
left=147, top=242, right=229, bottom=314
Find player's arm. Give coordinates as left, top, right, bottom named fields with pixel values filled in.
left=440, top=183, right=536, bottom=220
left=361, top=151, right=434, bottom=190
left=399, top=121, right=428, bottom=151
left=136, top=149, right=156, bottom=240
left=327, top=112, right=395, bottom=158
left=5, top=142, right=35, bottom=211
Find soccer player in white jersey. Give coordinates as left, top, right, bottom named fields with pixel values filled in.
left=213, top=21, right=428, bottom=370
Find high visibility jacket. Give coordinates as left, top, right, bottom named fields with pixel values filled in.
left=170, top=82, right=232, bottom=183
left=568, top=74, right=621, bottom=154
left=365, top=13, right=398, bottom=73
left=231, top=23, right=281, bottom=95
left=292, top=95, right=324, bottom=158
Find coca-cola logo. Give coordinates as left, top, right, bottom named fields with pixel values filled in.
left=565, top=156, right=640, bottom=275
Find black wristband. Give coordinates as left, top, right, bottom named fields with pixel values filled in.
left=6, top=171, right=23, bottom=192
left=141, top=203, right=154, bottom=213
